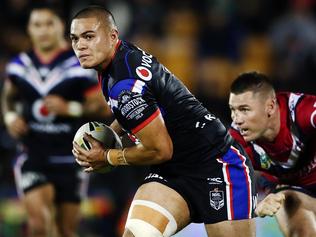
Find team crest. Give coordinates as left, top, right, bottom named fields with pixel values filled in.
left=210, top=188, right=224, bottom=210
left=136, top=66, right=152, bottom=81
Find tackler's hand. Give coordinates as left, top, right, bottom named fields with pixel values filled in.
left=255, top=193, right=285, bottom=217
left=72, top=133, right=110, bottom=172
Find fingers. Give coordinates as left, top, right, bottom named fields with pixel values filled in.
left=72, top=142, right=89, bottom=161
left=83, top=133, right=100, bottom=146
left=255, top=203, right=282, bottom=217
left=255, top=193, right=285, bottom=217
left=44, top=95, right=68, bottom=115
left=8, top=118, right=28, bottom=138
left=275, top=193, right=285, bottom=202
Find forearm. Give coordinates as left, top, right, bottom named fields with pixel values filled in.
left=110, top=119, right=125, bottom=136
left=2, top=80, right=19, bottom=125
left=107, top=143, right=172, bottom=166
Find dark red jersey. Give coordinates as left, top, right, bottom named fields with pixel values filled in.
left=230, top=92, right=316, bottom=186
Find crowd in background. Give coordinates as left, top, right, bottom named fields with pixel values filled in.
left=0, top=0, right=315, bottom=236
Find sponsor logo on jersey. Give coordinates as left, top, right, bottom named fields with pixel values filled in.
left=209, top=188, right=224, bottom=210
left=136, top=66, right=152, bottom=81
left=32, top=99, right=55, bottom=122
left=135, top=50, right=153, bottom=81
left=29, top=122, right=71, bottom=133
left=207, top=177, right=223, bottom=184
left=118, top=90, right=148, bottom=120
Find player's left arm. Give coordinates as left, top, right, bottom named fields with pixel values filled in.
left=296, top=94, right=316, bottom=135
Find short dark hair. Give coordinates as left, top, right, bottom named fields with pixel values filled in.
left=71, top=5, right=116, bottom=26
left=27, top=2, right=65, bottom=21
left=230, top=71, right=274, bottom=95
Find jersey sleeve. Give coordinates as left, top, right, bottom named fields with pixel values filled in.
left=295, top=94, right=316, bottom=136
left=5, top=54, right=25, bottom=84
left=109, top=78, right=160, bottom=134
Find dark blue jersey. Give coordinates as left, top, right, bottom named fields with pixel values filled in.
left=6, top=48, right=98, bottom=162
left=99, top=41, right=231, bottom=165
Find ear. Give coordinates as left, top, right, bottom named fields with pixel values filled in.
left=110, top=29, right=119, bottom=41
left=266, top=97, right=277, bottom=117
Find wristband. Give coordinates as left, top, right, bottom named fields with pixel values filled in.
left=122, top=148, right=128, bottom=164
left=4, top=111, right=18, bottom=126
left=106, top=148, right=129, bottom=166
left=68, top=101, right=83, bottom=117
left=106, top=149, right=114, bottom=165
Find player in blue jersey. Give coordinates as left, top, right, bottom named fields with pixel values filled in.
left=2, top=4, right=109, bottom=237
left=71, top=6, right=256, bottom=237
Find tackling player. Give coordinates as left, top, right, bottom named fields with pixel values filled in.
left=70, top=6, right=257, bottom=237
left=229, top=71, right=316, bottom=237
left=2, top=4, right=109, bottom=237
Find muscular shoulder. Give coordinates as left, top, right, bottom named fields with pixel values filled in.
left=5, top=52, right=30, bottom=78
left=111, top=42, right=155, bottom=82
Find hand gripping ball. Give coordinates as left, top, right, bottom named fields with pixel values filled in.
left=73, top=121, right=122, bottom=173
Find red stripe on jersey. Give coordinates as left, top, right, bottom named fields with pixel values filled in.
left=225, top=163, right=234, bottom=219
left=97, top=73, right=102, bottom=83
left=131, top=109, right=160, bottom=134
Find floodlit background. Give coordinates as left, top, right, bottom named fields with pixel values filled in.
left=1, top=0, right=316, bottom=236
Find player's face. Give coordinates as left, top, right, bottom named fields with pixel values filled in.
left=229, top=91, right=270, bottom=142
left=70, top=17, right=117, bottom=69
left=28, top=9, right=64, bottom=51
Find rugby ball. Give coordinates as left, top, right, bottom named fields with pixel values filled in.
left=73, top=121, right=122, bottom=173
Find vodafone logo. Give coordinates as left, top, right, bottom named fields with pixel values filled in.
left=32, top=99, right=55, bottom=122
left=136, top=66, right=152, bottom=81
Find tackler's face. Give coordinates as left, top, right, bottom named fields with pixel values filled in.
left=28, top=9, right=64, bottom=51
left=229, top=91, right=270, bottom=142
left=70, top=17, right=117, bottom=69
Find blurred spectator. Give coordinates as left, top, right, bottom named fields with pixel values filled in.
left=270, top=0, right=316, bottom=94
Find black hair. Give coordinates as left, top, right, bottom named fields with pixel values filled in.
left=230, top=71, right=274, bottom=95
left=71, top=5, right=116, bottom=26
left=26, top=1, right=65, bottom=21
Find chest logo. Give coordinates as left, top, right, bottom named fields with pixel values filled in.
left=136, top=66, right=152, bottom=81
left=32, top=99, right=55, bottom=122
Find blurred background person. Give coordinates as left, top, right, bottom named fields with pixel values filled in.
left=2, top=3, right=110, bottom=237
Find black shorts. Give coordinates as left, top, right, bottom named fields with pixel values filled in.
left=13, top=153, right=88, bottom=203
left=143, top=142, right=257, bottom=224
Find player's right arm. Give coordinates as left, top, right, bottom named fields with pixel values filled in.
left=110, top=119, right=125, bottom=137
left=1, top=78, right=28, bottom=138
left=255, top=192, right=285, bottom=217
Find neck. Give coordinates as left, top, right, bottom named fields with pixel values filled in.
left=97, top=39, right=120, bottom=72
left=34, top=40, right=68, bottom=63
